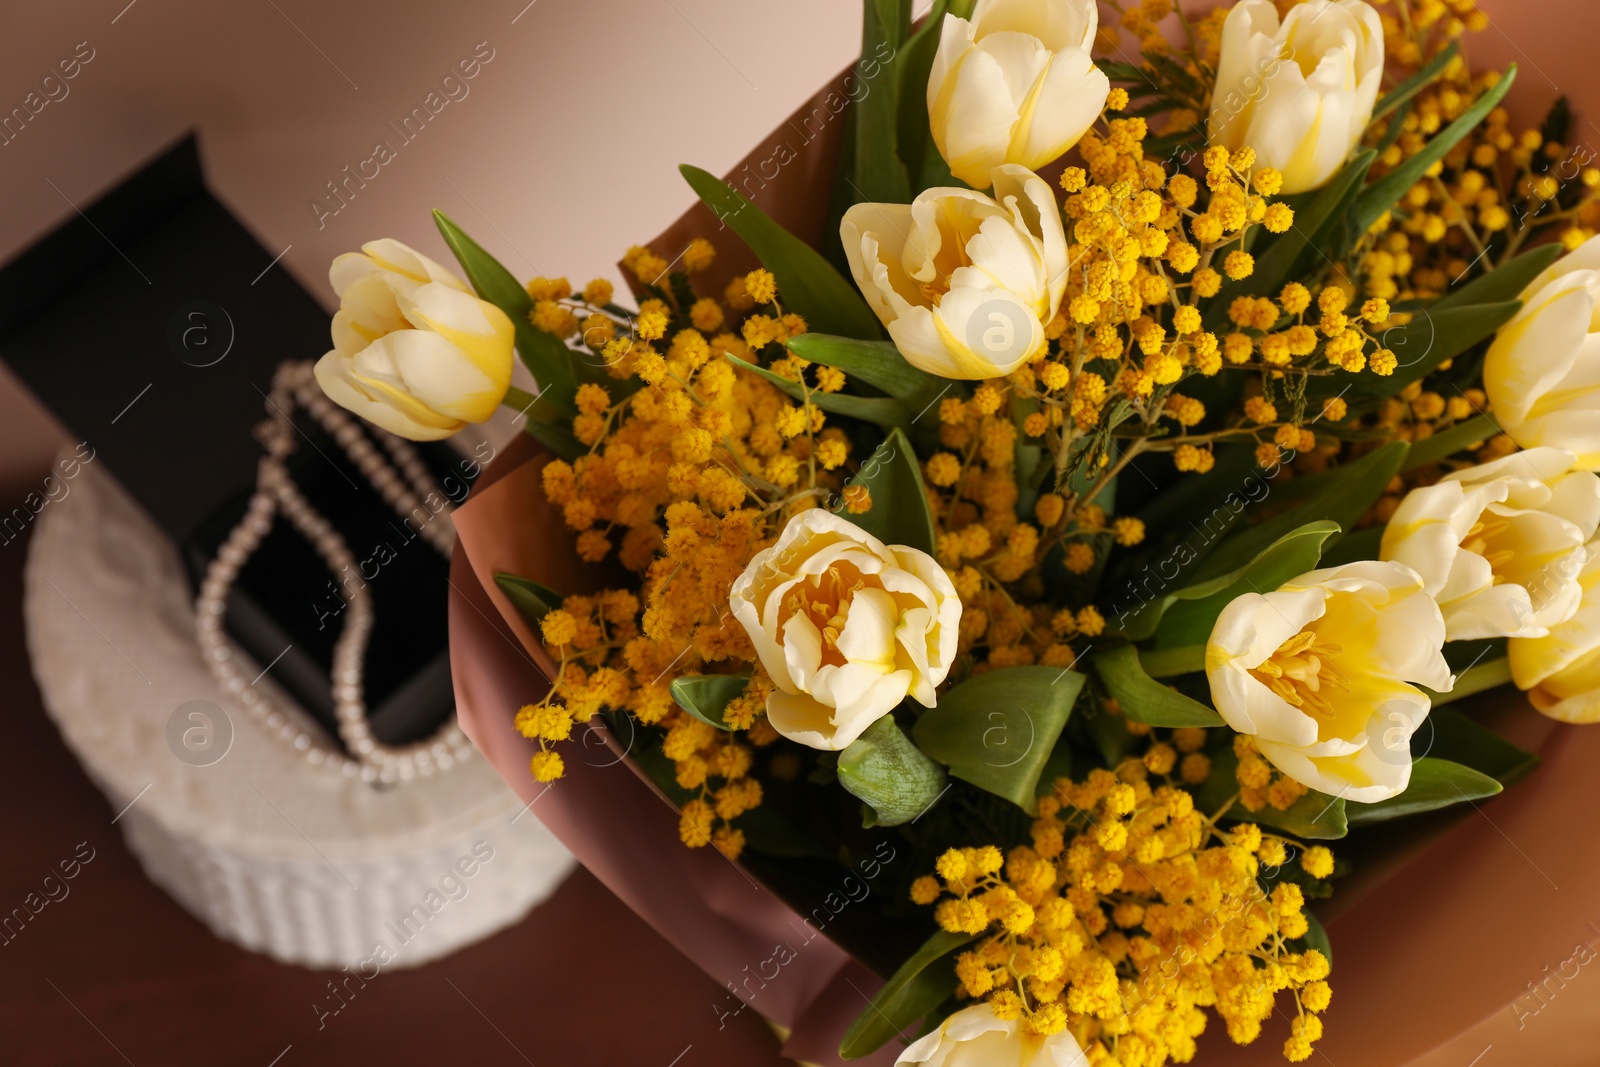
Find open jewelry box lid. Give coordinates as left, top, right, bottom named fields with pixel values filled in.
left=0, top=134, right=459, bottom=750
left=0, top=134, right=329, bottom=545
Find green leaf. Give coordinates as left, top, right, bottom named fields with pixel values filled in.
left=730, top=350, right=913, bottom=427
left=494, top=573, right=563, bottom=626
left=728, top=354, right=914, bottom=432
left=1316, top=526, right=1384, bottom=567
left=502, top=385, right=587, bottom=461
left=837, top=716, right=949, bottom=827
left=434, top=210, right=578, bottom=414
left=913, top=666, right=1086, bottom=813
left=1190, top=443, right=1408, bottom=586
left=1344, top=757, right=1502, bottom=825
left=1139, top=644, right=1206, bottom=678
left=1299, top=910, right=1332, bottom=970
left=1371, top=40, right=1459, bottom=122
left=1402, top=413, right=1499, bottom=470
left=1422, top=707, right=1540, bottom=785
left=1346, top=303, right=1521, bottom=401
left=1432, top=240, right=1562, bottom=312
left=1092, top=645, right=1223, bottom=727
left=1155, top=520, right=1339, bottom=646
left=1122, top=521, right=1339, bottom=645
left=668, top=673, right=751, bottom=731
left=846, top=427, right=939, bottom=555
left=679, top=165, right=882, bottom=339
left=854, top=0, right=912, bottom=204
left=786, top=333, right=956, bottom=416
left=840, top=929, right=975, bottom=1059
left=1196, top=743, right=1348, bottom=839
left=896, top=0, right=954, bottom=190
left=1209, top=149, right=1375, bottom=320
left=1350, top=65, right=1517, bottom=237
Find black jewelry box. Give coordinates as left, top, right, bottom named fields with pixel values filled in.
left=0, top=134, right=464, bottom=750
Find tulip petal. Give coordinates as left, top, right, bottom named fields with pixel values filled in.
left=765, top=690, right=847, bottom=751
left=970, top=0, right=1098, bottom=52
left=932, top=44, right=1022, bottom=188
left=1011, top=45, right=1107, bottom=172
left=367, top=327, right=503, bottom=423
left=313, top=348, right=462, bottom=441
left=360, top=238, right=470, bottom=290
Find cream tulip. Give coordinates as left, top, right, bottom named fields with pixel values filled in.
left=841, top=165, right=1068, bottom=379
left=1205, top=561, right=1453, bottom=802
left=314, top=238, right=515, bottom=441
left=1380, top=448, right=1600, bottom=640
left=926, top=0, right=1108, bottom=189
left=1208, top=0, right=1384, bottom=195
left=897, top=1002, right=1088, bottom=1066
left=1484, top=235, right=1600, bottom=468
left=728, top=509, right=960, bottom=751
left=1510, top=543, right=1600, bottom=723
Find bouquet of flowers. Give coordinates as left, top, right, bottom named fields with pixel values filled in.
left=311, top=0, right=1600, bottom=1062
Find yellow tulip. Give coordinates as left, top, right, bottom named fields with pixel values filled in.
left=729, top=509, right=960, bottom=751
left=314, top=238, right=515, bottom=441
left=840, top=165, right=1068, bottom=379
left=1208, top=0, right=1385, bottom=195
left=1484, top=235, right=1600, bottom=468
left=926, top=0, right=1107, bottom=189
left=1380, top=448, right=1600, bottom=639
left=1510, top=543, right=1600, bottom=723
left=1206, top=561, right=1452, bottom=802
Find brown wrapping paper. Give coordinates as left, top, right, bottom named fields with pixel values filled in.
left=449, top=434, right=896, bottom=1067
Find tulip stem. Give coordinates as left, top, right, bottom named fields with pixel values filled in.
left=1427, top=657, right=1513, bottom=707
left=1139, top=644, right=1206, bottom=678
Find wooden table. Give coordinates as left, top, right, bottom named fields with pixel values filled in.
left=0, top=513, right=791, bottom=1066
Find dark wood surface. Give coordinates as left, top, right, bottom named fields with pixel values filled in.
left=0, top=511, right=791, bottom=1066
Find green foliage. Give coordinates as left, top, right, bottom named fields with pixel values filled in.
left=1344, top=758, right=1502, bottom=825
left=914, top=666, right=1086, bottom=813
left=679, top=165, right=882, bottom=339
left=1402, top=413, right=1499, bottom=470
left=1432, top=240, right=1562, bottom=311
left=1121, top=521, right=1339, bottom=645
left=729, top=354, right=916, bottom=433
left=854, top=0, right=913, bottom=203
left=1091, top=645, right=1224, bottom=727
left=786, top=333, right=957, bottom=416
left=1349, top=66, right=1518, bottom=237
left=846, top=427, right=939, bottom=555
left=838, top=716, right=949, bottom=827
left=494, top=573, right=563, bottom=626
left=1189, top=443, right=1407, bottom=586
left=840, top=929, right=975, bottom=1059
left=669, top=673, right=751, bottom=730
left=1423, top=707, right=1540, bottom=785
left=1340, top=303, right=1521, bottom=403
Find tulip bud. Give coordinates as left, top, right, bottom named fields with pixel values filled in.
left=1484, top=235, right=1600, bottom=468
left=927, top=0, right=1108, bottom=189
left=1208, top=0, right=1385, bottom=195
left=840, top=165, right=1069, bottom=379
left=315, top=239, right=515, bottom=441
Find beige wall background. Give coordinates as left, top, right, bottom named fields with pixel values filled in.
left=0, top=0, right=1588, bottom=497
left=0, top=0, right=862, bottom=494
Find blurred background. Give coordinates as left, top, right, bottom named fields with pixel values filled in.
left=0, top=1, right=1587, bottom=1064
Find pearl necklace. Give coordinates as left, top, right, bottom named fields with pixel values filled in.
left=195, top=361, right=474, bottom=785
